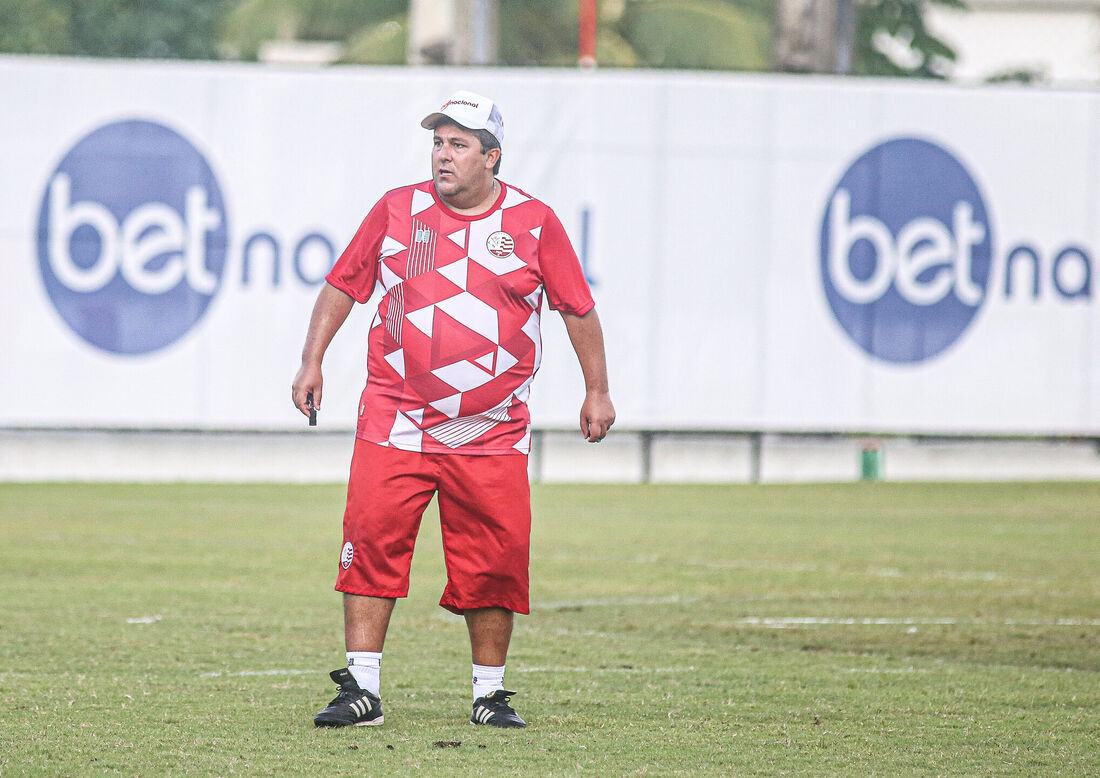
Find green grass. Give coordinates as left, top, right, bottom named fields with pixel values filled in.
left=1, top=482, right=1097, bottom=776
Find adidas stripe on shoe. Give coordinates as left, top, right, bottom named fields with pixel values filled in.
left=314, top=668, right=384, bottom=728
left=470, top=689, right=526, bottom=728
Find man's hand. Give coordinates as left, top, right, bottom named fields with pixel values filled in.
left=292, top=362, right=323, bottom=420
left=291, top=283, right=356, bottom=422
left=580, top=389, right=615, bottom=443
left=561, top=309, right=615, bottom=444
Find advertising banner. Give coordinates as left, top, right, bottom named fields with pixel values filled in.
left=2, top=57, right=1096, bottom=434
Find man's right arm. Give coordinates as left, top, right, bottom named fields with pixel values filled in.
left=291, top=282, right=356, bottom=420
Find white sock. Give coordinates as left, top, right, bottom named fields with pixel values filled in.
left=472, top=663, right=506, bottom=701
left=346, top=651, right=382, bottom=696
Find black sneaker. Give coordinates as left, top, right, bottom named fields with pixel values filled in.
left=314, top=668, right=384, bottom=727
left=470, top=689, right=526, bottom=728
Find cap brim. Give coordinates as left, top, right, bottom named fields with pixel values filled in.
left=421, top=112, right=447, bottom=130
left=422, top=112, right=483, bottom=133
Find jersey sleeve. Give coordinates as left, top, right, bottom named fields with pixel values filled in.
left=538, top=208, right=595, bottom=316
left=326, top=196, right=389, bottom=303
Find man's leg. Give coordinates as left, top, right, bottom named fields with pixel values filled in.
left=316, top=442, right=437, bottom=727
left=345, top=594, right=396, bottom=652
left=467, top=606, right=519, bottom=716
left=337, top=442, right=438, bottom=690
left=437, top=453, right=529, bottom=727
left=313, top=592, right=393, bottom=727
left=465, top=607, right=525, bottom=727
left=465, top=606, right=514, bottom=666
left=340, top=594, right=395, bottom=702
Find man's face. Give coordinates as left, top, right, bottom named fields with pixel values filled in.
left=432, top=123, right=496, bottom=204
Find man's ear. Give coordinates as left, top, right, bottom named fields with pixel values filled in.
left=486, top=148, right=501, bottom=170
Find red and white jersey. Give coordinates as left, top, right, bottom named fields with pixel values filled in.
left=327, top=180, right=593, bottom=455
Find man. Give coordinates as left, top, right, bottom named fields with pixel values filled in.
left=291, top=90, right=615, bottom=729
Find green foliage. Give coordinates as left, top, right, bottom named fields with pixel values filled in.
left=295, top=0, right=407, bottom=41
left=618, top=0, right=771, bottom=71
left=498, top=0, right=774, bottom=71
left=218, top=0, right=407, bottom=60
left=216, top=0, right=292, bottom=59
left=498, top=0, right=579, bottom=66
left=0, top=0, right=232, bottom=59
left=340, top=15, right=406, bottom=65
left=596, top=27, right=637, bottom=67
left=0, top=0, right=71, bottom=54
left=0, top=0, right=967, bottom=76
left=853, top=0, right=964, bottom=78
left=1, top=481, right=1097, bottom=775
left=985, top=67, right=1045, bottom=85
left=69, top=0, right=231, bottom=59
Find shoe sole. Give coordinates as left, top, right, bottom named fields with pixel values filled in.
left=469, top=719, right=525, bottom=728
left=315, top=715, right=384, bottom=728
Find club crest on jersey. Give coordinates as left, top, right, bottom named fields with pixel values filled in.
left=341, top=541, right=354, bottom=570
left=486, top=231, right=515, bottom=258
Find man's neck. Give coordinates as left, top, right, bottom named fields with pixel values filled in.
left=439, top=178, right=499, bottom=216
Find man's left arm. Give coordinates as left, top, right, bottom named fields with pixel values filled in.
left=560, top=309, right=616, bottom=443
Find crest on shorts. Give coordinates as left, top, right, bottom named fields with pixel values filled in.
left=341, top=541, right=354, bottom=570
left=486, top=231, right=515, bottom=258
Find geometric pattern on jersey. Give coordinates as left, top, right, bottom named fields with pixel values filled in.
left=329, top=180, right=593, bottom=456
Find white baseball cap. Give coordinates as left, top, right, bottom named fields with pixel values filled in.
left=421, top=90, right=504, bottom=146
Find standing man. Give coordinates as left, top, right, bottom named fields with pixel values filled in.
left=291, top=90, right=614, bottom=729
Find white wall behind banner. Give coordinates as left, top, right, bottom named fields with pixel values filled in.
left=2, top=57, right=1097, bottom=436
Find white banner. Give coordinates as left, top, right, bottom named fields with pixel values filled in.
left=2, top=57, right=1097, bottom=434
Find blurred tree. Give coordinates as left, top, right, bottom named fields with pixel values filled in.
left=341, top=16, right=407, bottom=64
left=0, top=0, right=961, bottom=79
left=852, top=0, right=963, bottom=77
left=497, top=0, right=577, bottom=66
left=617, top=0, right=770, bottom=70
left=218, top=0, right=406, bottom=61
left=0, top=0, right=72, bottom=54
left=498, top=0, right=771, bottom=70
left=74, top=0, right=231, bottom=58
left=0, top=0, right=233, bottom=58
left=984, top=67, right=1044, bottom=85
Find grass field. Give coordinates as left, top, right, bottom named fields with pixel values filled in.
left=1, top=481, right=1097, bottom=776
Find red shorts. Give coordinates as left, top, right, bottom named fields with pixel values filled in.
left=336, top=439, right=531, bottom=615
